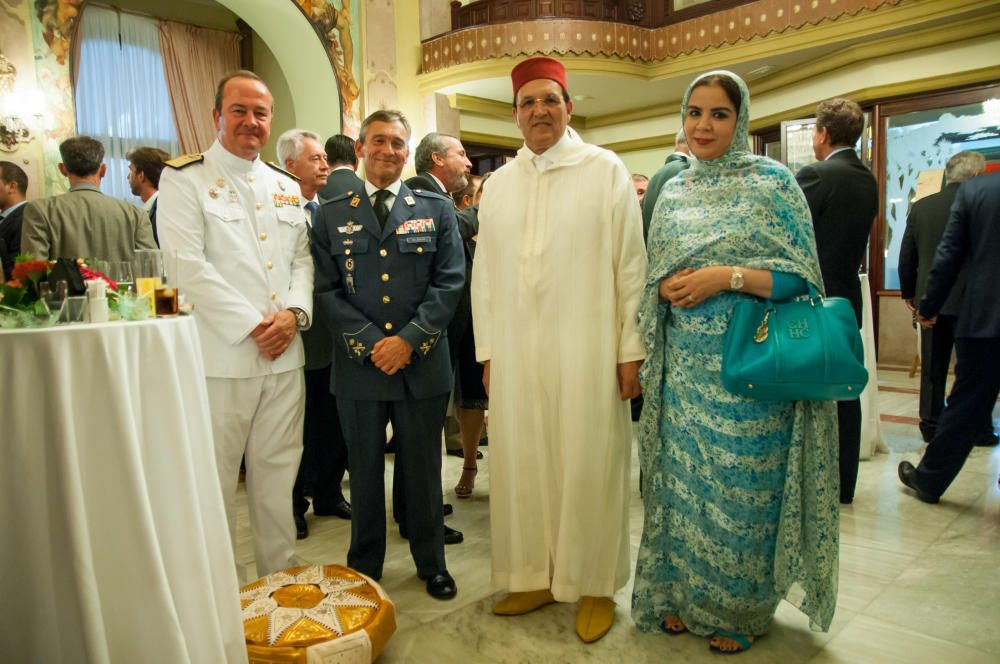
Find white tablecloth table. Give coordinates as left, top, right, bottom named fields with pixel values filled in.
left=0, top=318, right=247, bottom=664
left=859, top=274, right=887, bottom=459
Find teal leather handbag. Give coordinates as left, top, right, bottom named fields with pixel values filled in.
left=722, top=285, right=868, bottom=401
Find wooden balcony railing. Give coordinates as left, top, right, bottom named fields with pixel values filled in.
left=423, top=0, right=901, bottom=74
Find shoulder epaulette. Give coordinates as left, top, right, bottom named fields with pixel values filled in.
left=323, top=190, right=355, bottom=205
left=165, top=154, right=203, bottom=169
left=411, top=188, right=449, bottom=202
left=266, top=161, right=300, bottom=182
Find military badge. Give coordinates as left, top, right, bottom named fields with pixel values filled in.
left=404, top=196, right=416, bottom=206
left=350, top=196, right=360, bottom=208
left=394, top=218, right=436, bottom=235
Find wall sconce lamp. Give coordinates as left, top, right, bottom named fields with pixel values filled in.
left=0, top=53, right=41, bottom=153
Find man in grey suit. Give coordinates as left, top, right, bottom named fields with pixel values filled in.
left=21, top=136, right=156, bottom=261
left=899, top=169, right=1000, bottom=503
left=898, top=151, right=995, bottom=447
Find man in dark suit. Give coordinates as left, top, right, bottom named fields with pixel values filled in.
left=796, top=98, right=878, bottom=505
left=279, top=129, right=351, bottom=540
left=899, top=169, right=1000, bottom=503
left=403, top=132, right=473, bottom=542
left=898, top=151, right=995, bottom=446
left=126, top=147, right=169, bottom=246
left=318, top=134, right=363, bottom=202
left=22, top=136, right=156, bottom=261
left=312, top=110, right=465, bottom=599
left=0, top=161, right=28, bottom=280
left=641, top=129, right=691, bottom=240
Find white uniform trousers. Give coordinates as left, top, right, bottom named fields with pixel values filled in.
left=207, top=370, right=304, bottom=577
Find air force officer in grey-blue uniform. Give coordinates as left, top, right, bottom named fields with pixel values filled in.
left=311, top=110, right=465, bottom=599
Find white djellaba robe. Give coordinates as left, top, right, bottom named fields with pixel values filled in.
left=471, top=129, right=647, bottom=601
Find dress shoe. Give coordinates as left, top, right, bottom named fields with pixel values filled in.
left=398, top=524, right=464, bottom=544
left=294, top=513, right=308, bottom=540
left=493, top=589, right=555, bottom=616
left=576, top=596, right=616, bottom=643
left=443, top=503, right=453, bottom=516
left=423, top=571, right=457, bottom=600
left=444, top=525, right=463, bottom=544
left=975, top=432, right=999, bottom=447
left=898, top=461, right=940, bottom=504
left=314, top=499, right=352, bottom=520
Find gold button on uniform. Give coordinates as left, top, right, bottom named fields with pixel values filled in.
left=416, top=246, right=424, bottom=254
left=379, top=249, right=388, bottom=257
left=381, top=273, right=389, bottom=282
left=271, top=291, right=277, bottom=300
left=382, top=295, right=391, bottom=304
left=259, top=233, right=268, bottom=241
left=248, top=174, right=256, bottom=183
left=266, top=261, right=273, bottom=270
left=345, top=249, right=351, bottom=255
left=255, top=202, right=262, bottom=210
left=384, top=322, right=393, bottom=331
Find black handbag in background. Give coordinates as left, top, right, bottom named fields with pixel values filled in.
left=47, top=258, right=86, bottom=296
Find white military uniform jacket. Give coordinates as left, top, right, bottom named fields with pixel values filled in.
left=158, top=140, right=314, bottom=379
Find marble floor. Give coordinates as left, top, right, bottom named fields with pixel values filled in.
left=234, top=367, right=1000, bottom=663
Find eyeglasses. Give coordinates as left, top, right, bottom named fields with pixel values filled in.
left=517, top=95, right=563, bottom=111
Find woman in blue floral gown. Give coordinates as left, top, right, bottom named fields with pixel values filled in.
left=631, top=71, right=840, bottom=654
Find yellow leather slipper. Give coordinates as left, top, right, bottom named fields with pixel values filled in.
left=576, top=596, right=616, bottom=643
left=492, top=589, right=556, bottom=616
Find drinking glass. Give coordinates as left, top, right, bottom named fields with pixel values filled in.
left=64, top=296, right=88, bottom=323
left=111, top=261, right=135, bottom=293
left=40, top=280, right=68, bottom=313
left=134, top=250, right=163, bottom=316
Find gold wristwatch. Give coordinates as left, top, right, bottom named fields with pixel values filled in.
left=729, top=267, right=745, bottom=291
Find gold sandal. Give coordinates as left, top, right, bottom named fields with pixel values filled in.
left=455, top=466, right=478, bottom=498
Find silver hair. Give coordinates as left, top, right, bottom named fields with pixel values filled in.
left=945, top=150, right=986, bottom=184
left=414, top=132, right=459, bottom=173
left=277, top=129, right=322, bottom=165
left=675, top=129, right=687, bottom=147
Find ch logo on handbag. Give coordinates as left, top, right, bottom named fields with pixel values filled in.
left=787, top=318, right=811, bottom=339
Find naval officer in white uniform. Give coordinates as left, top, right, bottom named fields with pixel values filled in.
left=158, top=70, right=314, bottom=576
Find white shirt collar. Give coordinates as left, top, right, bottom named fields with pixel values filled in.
left=427, top=172, right=447, bottom=193
left=825, top=146, right=855, bottom=160
left=207, top=139, right=262, bottom=174
left=364, top=179, right=402, bottom=199
left=143, top=190, right=159, bottom=212
left=330, top=165, right=356, bottom=173
left=0, top=200, right=27, bottom=218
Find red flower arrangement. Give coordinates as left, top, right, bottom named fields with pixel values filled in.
left=79, top=264, right=118, bottom=292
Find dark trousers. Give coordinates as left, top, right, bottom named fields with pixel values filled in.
left=292, top=366, right=348, bottom=516
left=915, top=338, right=1000, bottom=497
left=918, top=316, right=993, bottom=442
left=338, top=394, right=449, bottom=580
left=837, top=399, right=862, bottom=502
left=919, top=315, right=957, bottom=441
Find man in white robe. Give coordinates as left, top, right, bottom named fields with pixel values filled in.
left=471, top=56, right=647, bottom=643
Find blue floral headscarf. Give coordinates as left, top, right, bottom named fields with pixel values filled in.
left=638, top=70, right=840, bottom=632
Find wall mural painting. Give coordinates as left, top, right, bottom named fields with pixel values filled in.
left=296, top=0, right=362, bottom=137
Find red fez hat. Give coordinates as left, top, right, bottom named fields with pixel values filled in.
left=511, top=56, right=567, bottom=96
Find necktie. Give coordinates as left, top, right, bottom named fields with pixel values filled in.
left=373, top=189, right=390, bottom=230
left=304, top=200, right=318, bottom=224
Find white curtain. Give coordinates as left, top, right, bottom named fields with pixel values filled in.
left=75, top=6, right=179, bottom=205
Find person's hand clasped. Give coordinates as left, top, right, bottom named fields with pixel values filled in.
left=617, top=360, right=643, bottom=400
left=251, top=311, right=298, bottom=360
left=659, top=266, right=727, bottom=308
left=371, top=336, right=413, bottom=375
left=916, top=313, right=937, bottom=329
